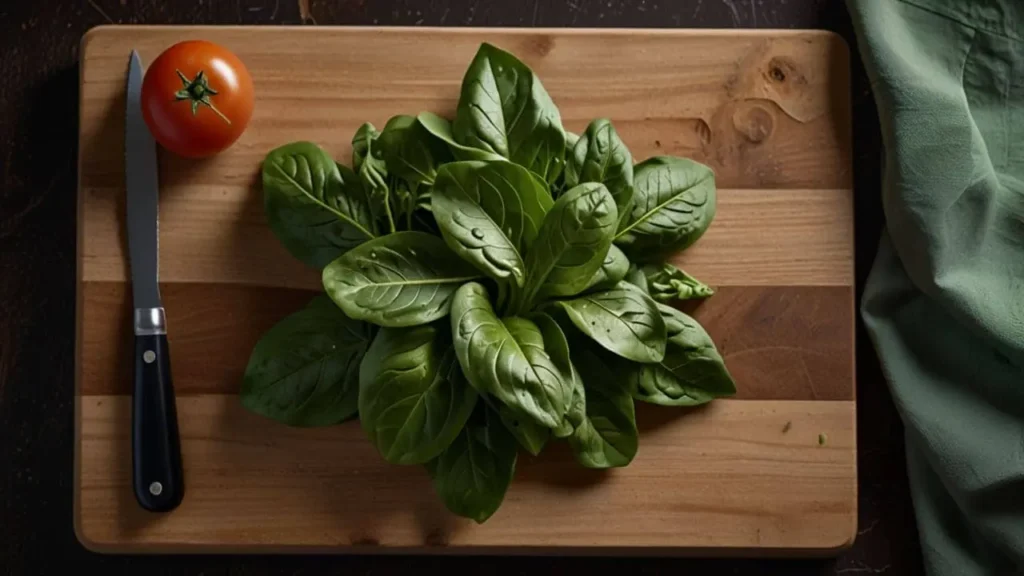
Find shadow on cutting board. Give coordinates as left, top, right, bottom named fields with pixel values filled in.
left=209, top=399, right=465, bottom=548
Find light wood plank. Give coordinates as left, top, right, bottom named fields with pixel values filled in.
left=80, top=188, right=852, bottom=287
left=79, top=27, right=851, bottom=193
left=76, top=396, right=856, bottom=553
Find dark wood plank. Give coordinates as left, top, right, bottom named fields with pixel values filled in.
left=79, top=282, right=853, bottom=400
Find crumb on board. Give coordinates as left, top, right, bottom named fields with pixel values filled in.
left=781, top=421, right=792, bottom=433
left=818, top=433, right=828, bottom=446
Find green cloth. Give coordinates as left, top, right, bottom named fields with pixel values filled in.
left=849, top=0, right=1024, bottom=573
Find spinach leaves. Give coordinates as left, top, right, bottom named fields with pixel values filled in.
left=626, top=304, right=736, bottom=406
left=555, top=282, right=666, bottom=363
left=428, top=405, right=517, bottom=523
left=358, top=324, right=478, bottom=464
left=583, top=244, right=629, bottom=293
left=643, top=262, right=714, bottom=302
left=432, top=161, right=551, bottom=288
left=377, top=115, right=450, bottom=187
left=453, top=43, right=566, bottom=184
left=521, top=182, right=618, bottom=308
left=451, top=283, right=572, bottom=428
left=244, top=42, right=733, bottom=523
left=322, top=231, right=480, bottom=327
left=568, top=344, right=638, bottom=468
left=263, top=142, right=377, bottom=268
left=565, top=119, right=634, bottom=230
left=242, top=295, right=372, bottom=426
left=615, top=156, right=716, bottom=260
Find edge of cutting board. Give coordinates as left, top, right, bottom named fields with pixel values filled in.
left=75, top=25, right=856, bottom=555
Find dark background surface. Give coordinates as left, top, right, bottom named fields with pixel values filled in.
left=0, top=0, right=920, bottom=574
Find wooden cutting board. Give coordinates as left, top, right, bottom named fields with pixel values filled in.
left=76, top=26, right=855, bottom=554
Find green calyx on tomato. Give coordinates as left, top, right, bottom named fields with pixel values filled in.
left=174, top=69, right=231, bottom=125
left=141, top=40, right=254, bottom=158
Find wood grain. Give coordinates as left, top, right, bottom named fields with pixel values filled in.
left=80, top=187, right=853, bottom=288
left=76, top=27, right=856, bottom=554
left=80, top=27, right=851, bottom=192
left=76, top=395, right=856, bottom=552
left=79, top=283, right=853, bottom=400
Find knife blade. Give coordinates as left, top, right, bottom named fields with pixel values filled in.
left=126, top=50, right=184, bottom=513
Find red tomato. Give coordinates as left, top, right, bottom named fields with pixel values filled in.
left=140, top=40, right=254, bottom=158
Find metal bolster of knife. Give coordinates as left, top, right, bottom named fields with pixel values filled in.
left=134, top=307, right=167, bottom=336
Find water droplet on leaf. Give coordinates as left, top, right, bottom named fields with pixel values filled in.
left=471, top=228, right=485, bottom=239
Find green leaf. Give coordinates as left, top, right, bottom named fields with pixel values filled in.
left=432, top=161, right=553, bottom=288
left=615, top=156, right=716, bottom=260
left=642, top=263, right=714, bottom=302
left=565, top=119, right=634, bottom=229
left=323, top=231, right=481, bottom=327
left=521, top=183, right=618, bottom=307
left=263, top=142, right=377, bottom=268
left=241, top=295, right=372, bottom=427
left=565, top=130, right=580, bottom=150
left=428, top=405, right=517, bottom=523
left=351, top=123, right=382, bottom=175
left=554, top=281, right=666, bottom=363
left=623, top=263, right=649, bottom=294
left=582, top=244, right=629, bottom=293
left=452, top=43, right=566, bottom=184
left=417, top=112, right=504, bottom=162
left=451, top=282, right=572, bottom=428
left=628, top=303, right=736, bottom=406
left=388, top=177, right=417, bottom=231
left=553, top=369, right=586, bottom=438
left=496, top=401, right=549, bottom=455
left=568, top=344, right=638, bottom=468
left=528, top=312, right=580, bottom=438
left=350, top=124, right=391, bottom=230
left=358, top=324, right=478, bottom=464
left=377, top=115, right=451, bottom=186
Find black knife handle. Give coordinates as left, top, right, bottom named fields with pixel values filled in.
left=132, top=333, right=184, bottom=512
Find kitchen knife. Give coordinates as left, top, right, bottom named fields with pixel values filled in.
left=126, top=50, right=184, bottom=512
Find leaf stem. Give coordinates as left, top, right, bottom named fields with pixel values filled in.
left=383, top=196, right=396, bottom=234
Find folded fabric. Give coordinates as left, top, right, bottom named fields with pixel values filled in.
left=847, top=0, right=1024, bottom=573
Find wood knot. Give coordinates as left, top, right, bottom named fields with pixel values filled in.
left=731, top=105, right=774, bottom=144
left=424, top=529, right=449, bottom=547
left=528, top=35, right=555, bottom=58
left=763, top=57, right=805, bottom=89
left=694, top=118, right=712, bottom=147
left=350, top=535, right=380, bottom=546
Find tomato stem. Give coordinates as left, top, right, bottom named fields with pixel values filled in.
left=174, top=69, right=232, bottom=125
